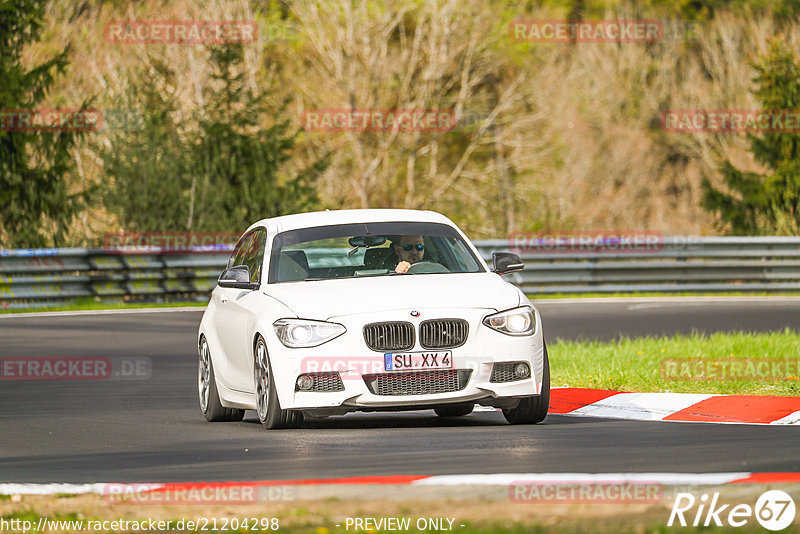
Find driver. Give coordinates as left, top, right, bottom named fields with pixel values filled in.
left=392, top=235, right=425, bottom=273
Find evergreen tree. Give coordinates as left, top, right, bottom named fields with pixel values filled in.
left=702, top=40, right=800, bottom=235
left=0, top=0, right=89, bottom=247
left=193, top=45, right=327, bottom=230
left=102, top=60, right=190, bottom=232
left=103, top=45, right=328, bottom=234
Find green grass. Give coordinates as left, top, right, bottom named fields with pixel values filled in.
left=7, top=490, right=799, bottom=534
left=549, top=329, right=800, bottom=395
left=2, top=513, right=788, bottom=534
left=343, top=525, right=788, bottom=534
left=307, top=525, right=784, bottom=534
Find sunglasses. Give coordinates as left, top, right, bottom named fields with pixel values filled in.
left=401, top=244, right=425, bottom=251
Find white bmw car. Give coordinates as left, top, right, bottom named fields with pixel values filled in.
left=197, top=209, right=549, bottom=429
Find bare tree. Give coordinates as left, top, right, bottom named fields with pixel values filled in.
left=289, top=0, right=535, bottom=236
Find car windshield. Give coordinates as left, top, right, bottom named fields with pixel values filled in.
left=268, top=222, right=484, bottom=283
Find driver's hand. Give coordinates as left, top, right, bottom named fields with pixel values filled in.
left=395, top=261, right=411, bottom=273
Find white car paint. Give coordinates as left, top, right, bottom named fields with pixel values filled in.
left=198, top=209, right=546, bottom=420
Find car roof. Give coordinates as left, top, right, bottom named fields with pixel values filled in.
left=246, top=209, right=456, bottom=234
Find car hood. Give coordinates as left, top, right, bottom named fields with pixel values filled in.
left=264, top=273, right=521, bottom=320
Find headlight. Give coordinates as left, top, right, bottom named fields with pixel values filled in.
left=483, top=307, right=535, bottom=336
left=273, top=319, right=346, bottom=348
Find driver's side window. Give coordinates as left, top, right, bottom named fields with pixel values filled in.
left=228, top=232, right=253, bottom=269
left=242, top=229, right=266, bottom=284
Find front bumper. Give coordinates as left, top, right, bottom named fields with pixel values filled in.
left=267, top=307, right=545, bottom=411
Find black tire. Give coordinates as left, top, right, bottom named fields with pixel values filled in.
left=502, top=342, right=550, bottom=425
left=254, top=336, right=303, bottom=430
left=434, top=403, right=474, bottom=417
left=198, top=337, right=245, bottom=422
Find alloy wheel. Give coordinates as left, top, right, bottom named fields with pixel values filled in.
left=198, top=339, right=211, bottom=412
left=255, top=340, right=270, bottom=421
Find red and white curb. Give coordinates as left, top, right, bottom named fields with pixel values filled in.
left=549, top=387, right=800, bottom=425
left=3, top=472, right=800, bottom=496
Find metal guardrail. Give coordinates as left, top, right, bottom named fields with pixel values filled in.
left=484, top=236, right=800, bottom=294
left=0, top=248, right=227, bottom=309
left=1, top=237, right=799, bottom=308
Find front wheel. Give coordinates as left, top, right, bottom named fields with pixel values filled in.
left=502, top=342, right=550, bottom=425
left=198, top=337, right=245, bottom=422
left=254, top=336, right=303, bottom=430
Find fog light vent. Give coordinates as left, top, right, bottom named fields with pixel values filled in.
left=295, top=373, right=344, bottom=392
left=490, top=362, right=530, bottom=383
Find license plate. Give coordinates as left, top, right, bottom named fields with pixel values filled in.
left=384, top=351, right=452, bottom=371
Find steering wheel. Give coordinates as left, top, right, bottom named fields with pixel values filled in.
left=406, top=261, right=450, bottom=274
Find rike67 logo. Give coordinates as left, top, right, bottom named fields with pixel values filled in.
left=668, top=490, right=796, bottom=531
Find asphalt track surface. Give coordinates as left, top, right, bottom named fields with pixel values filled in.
left=0, top=298, right=798, bottom=483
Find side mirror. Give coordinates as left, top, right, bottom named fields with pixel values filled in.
left=218, top=265, right=258, bottom=290
left=492, top=252, right=524, bottom=274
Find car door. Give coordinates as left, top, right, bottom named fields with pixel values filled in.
left=213, top=230, right=253, bottom=390
left=215, top=228, right=267, bottom=392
